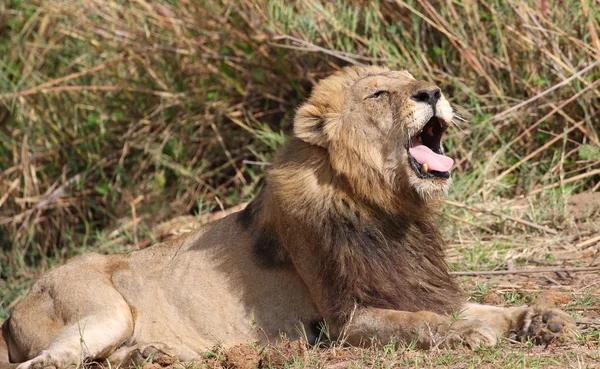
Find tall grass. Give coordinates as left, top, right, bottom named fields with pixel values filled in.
left=0, top=0, right=598, bottom=283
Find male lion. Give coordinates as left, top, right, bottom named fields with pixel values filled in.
left=1, top=66, right=575, bottom=368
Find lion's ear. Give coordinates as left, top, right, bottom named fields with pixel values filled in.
left=294, top=103, right=329, bottom=148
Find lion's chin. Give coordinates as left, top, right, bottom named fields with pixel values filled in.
left=407, top=173, right=451, bottom=202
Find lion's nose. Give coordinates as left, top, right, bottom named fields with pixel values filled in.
left=411, top=88, right=441, bottom=107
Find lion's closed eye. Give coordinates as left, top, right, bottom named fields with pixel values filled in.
left=366, top=90, right=389, bottom=99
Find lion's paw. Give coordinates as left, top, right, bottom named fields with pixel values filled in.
left=513, top=304, right=576, bottom=345
left=130, top=345, right=175, bottom=367
left=443, top=319, right=498, bottom=349
left=16, top=351, right=78, bottom=369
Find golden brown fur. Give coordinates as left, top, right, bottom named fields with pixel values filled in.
left=245, top=138, right=461, bottom=318
left=1, top=66, right=575, bottom=369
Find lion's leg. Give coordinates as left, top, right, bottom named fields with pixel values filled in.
left=8, top=254, right=134, bottom=368
left=15, top=310, right=133, bottom=369
left=458, top=304, right=519, bottom=339
left=340, top=307, right=498, bottom=349
left=461, top=302, right=576, bottom=344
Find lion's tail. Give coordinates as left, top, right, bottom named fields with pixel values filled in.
left=0, top=320, right=19, bottom=369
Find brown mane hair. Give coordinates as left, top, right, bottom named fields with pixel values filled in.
left=239, top=66, right=463, bottom=325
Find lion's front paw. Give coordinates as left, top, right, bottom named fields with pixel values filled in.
left=513, top=304, right=576, bottom=345
left=443, top=319, right=498, bottom=349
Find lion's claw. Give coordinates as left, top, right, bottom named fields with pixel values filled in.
left=515, top=304, right=576, bottom=345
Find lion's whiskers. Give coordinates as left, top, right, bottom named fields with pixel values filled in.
left=451, top=119, right=464, bottom=131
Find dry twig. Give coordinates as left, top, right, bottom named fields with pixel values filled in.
left=444, top=200, right=558, bottom=234
left=450, top=266, right=600, bottom=276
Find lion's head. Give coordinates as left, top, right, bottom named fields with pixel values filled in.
left=294, top=66, right=455, bottom=202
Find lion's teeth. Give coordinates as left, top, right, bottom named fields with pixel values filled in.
left=417, top=135, right=422, bottom=143
left=422, top=162, right=429, bottom=173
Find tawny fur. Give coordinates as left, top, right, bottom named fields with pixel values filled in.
left=0, top=66, right=575, bottom=369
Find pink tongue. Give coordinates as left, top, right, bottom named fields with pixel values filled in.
left=409, top=144, right=454, bottom=172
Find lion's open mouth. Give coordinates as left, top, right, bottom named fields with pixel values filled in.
left=407, top=117, right=453, bottom=179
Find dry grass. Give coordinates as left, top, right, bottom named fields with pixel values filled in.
left=140, top=336, right=600, bottom=369
left=1, top=0, right=598, bottom=266
left=0, top=2, right=599, bottom=364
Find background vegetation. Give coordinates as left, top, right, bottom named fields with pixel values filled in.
left=0, top=0, right=599, bottom=366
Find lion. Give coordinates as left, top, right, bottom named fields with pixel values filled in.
left=1, top=66, right=575, bottom=369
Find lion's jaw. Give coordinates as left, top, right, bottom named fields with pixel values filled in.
left=294, top=66, right=455, bottom=204
left=400, top=90, right=455, bottom=201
